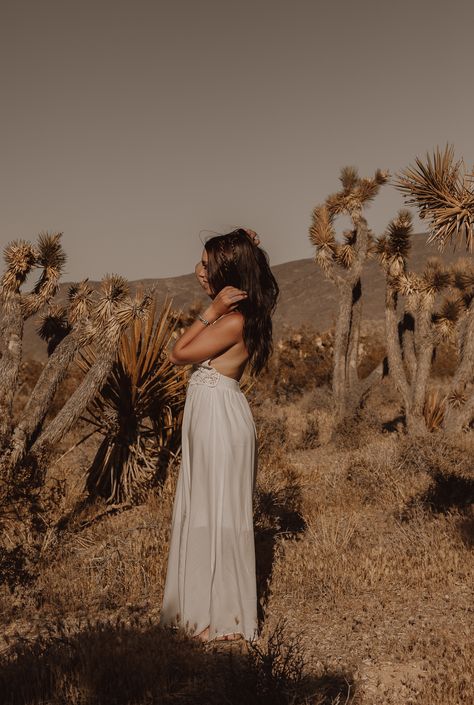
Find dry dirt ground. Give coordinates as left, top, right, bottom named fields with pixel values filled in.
left=0, top=333, right=473, bottom=705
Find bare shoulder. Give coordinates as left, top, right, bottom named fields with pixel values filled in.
left=215, top=311, right=245, bottom=333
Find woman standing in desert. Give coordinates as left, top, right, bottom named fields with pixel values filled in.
left=159, top=228, right=279, bottom=643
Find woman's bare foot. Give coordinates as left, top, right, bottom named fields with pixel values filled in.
left=192, top=625, right=210, bottom=641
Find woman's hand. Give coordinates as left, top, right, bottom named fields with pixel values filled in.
left=243, top=228, right=260, bottom=245
left=208, top=285, right=248, bottom=318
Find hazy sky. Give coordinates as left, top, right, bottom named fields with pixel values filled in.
left=1, top=0, right=473, bottom=282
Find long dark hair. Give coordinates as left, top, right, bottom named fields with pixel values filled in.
left=204, top=228, right=279, bottom=377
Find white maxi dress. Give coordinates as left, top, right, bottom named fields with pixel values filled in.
left=159, top=358, right=259, bottom=642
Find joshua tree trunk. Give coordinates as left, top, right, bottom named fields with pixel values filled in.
left=333, top=278, right=364, bottom=421
left=443, top=299, right=474, bottom=432
left=409, top=302, right=434, bottom=432
left=347, top=281, right=363, bottom=388
left=6, top=324, right=89, bottom=468
left=28, top=336, right=120, bottom=462
left=400, top=313, right=417, bottom=383
left=0, top=294, right=23, bottom=444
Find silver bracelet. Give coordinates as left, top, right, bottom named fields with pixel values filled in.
left=197, top=313, right=210, bottom=326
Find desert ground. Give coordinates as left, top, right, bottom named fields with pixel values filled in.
left=1, top=318, right=472, bottom=705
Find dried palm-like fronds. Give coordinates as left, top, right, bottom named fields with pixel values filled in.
left=0, top=240, right=37, bottom=301
left=67, top=280, right=94, bottom=323
left=446, top=388, right=467, bottom=409
left=95, top=274, right=129, bottom=320
left=334, top=243, right=356, bottom=269
left=432, top=296, right=464, bottom=342
left=78, top=295, right=189, bottom=504
left=424, top=388, right=446, bottom=431
left=37, top=303, right=72, bottom=354
left=450, top=259, right=474, bottom=292
left=421, top=258, right=452, bottom=297
left=309, top=205, right=336, bottom=249
left=391, top=272, right=423, bottom=297
left=21, top=232, right=66, bottom=318
left=395, top=144, right=474, bottom=252
left=376, top=209, right=413, bottom=274
left=309, top=205, right=338, bottom=276
left=325, top=169, right=390, bottom=219
left=340, top=166, right=359, bottom=193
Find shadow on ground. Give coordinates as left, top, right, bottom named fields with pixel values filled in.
left=0, top=619, right=354, bottom=705
left=254, top=487, right=307, bottom=628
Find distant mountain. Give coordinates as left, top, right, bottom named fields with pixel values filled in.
left=21, top=233, right=470, bottom=361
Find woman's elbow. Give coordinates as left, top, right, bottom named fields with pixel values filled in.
left=168, top=350, right=185, bottom=365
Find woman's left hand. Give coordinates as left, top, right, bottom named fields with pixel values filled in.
left=208, top=285, right=248, bottom=317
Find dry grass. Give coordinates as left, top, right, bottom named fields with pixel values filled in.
left=0, top=328, right=473, bottom=704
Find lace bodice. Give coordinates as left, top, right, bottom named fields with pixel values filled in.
left=189, top=359, right=220, bottom=387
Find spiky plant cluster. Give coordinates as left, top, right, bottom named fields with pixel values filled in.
left=309, top=167, right=389, bottom=278
left=76, top=296, right=188, bottom=504
left=394, top=144, right=474, bottom=252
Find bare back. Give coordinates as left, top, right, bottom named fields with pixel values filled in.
left=208, top=312, right=249, bottom=381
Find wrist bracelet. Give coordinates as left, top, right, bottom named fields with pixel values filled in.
left=197, top=313, right=210, bottom=326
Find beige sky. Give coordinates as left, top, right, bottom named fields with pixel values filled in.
left=1, top=0, right=473, bottom=282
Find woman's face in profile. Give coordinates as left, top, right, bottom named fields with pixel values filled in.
left=195, top=248, right=213, bottom=296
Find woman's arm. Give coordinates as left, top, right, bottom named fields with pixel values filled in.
left=169, top=311, right=244, bottom=365
left=169, top=285, right=247, bottom=365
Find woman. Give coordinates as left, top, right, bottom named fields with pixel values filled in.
left=159, top=227, right=279, bottom=643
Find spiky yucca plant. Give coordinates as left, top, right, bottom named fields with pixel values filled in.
left=309, top=166, right=389, bottom=427
left=77, top=296, right=189, bottom=504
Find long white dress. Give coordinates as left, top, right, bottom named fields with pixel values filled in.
left=159, top=358, right=259, bottom=642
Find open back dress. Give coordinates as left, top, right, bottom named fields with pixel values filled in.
left=159, top=357, right=259, bottom=642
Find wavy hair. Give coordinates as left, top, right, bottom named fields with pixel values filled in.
left=203, top=228, right=279, bottom=377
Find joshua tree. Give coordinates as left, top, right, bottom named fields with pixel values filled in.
left=0, top=232, right=66, bottom=444
left=374, top=210, right=455, bottom=435
left=393, top=145, right=474, bottom=433
left=76, top=295, right=189, bottom=504
left=308, top=166, right=389, bottom=424
left=0, top=231, right=155, bottom=485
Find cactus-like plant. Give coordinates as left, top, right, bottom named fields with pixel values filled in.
left=394, top=145, right=474, bottom=433
left=0, top=232, right=156, bottom=486
left=375, top=210, right=454, bottom=434
left=308, top=167, right=389, bottom=425
left=0, top=233, right=66, bottom=444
